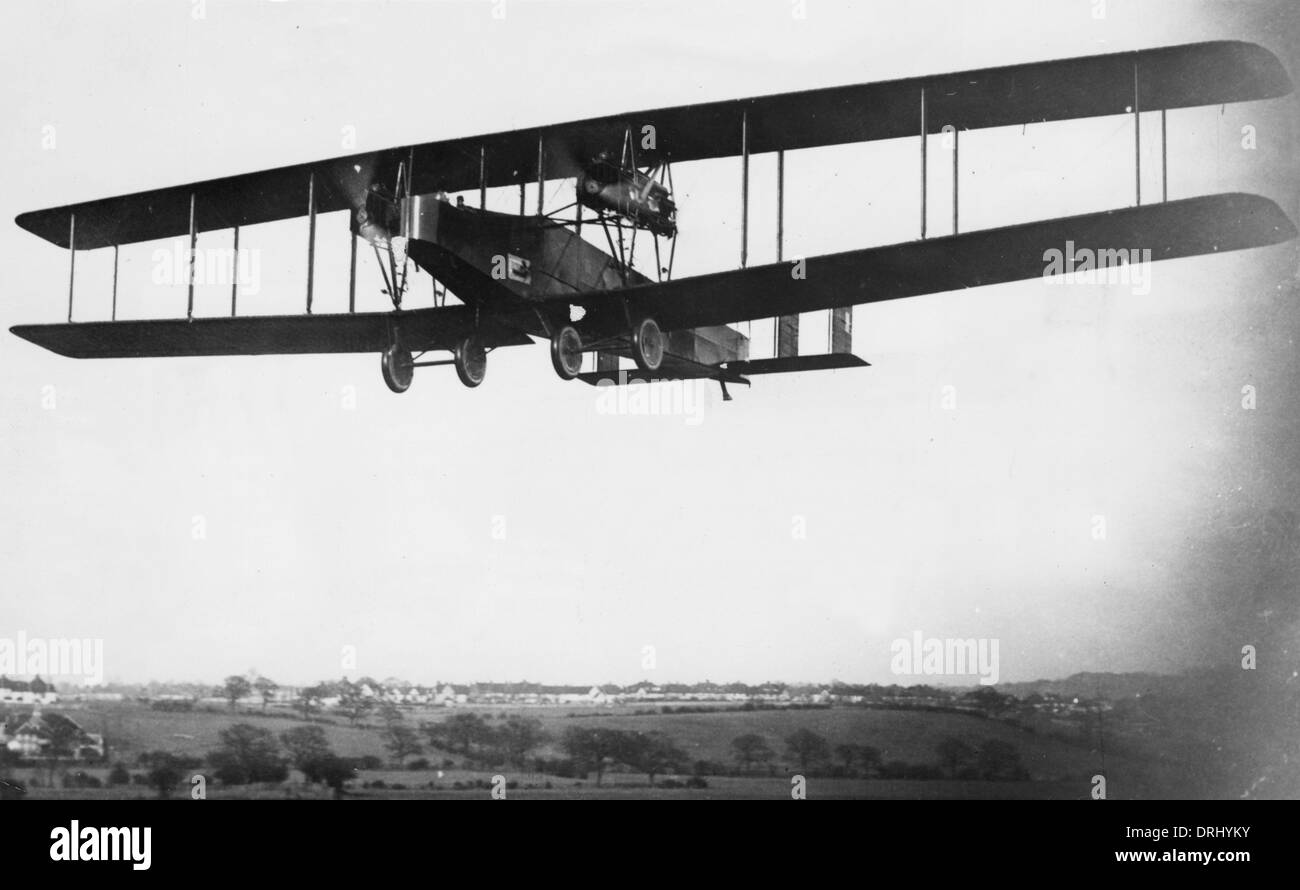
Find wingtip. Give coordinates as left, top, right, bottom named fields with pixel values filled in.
left=1237, top=39, right=1295, bottom=99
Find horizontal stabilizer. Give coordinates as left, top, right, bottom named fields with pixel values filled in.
left=728, top=353, right=870, bottom=375
left=575, top=350, right=747, bottom=386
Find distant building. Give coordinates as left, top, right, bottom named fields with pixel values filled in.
left=0, top=675, right=58, bottom=705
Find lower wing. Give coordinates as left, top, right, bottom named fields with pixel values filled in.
left=580, top=192, right=1296, bottom=335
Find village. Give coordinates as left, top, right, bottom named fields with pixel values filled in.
left=0, top=670, right=1117, bottom=770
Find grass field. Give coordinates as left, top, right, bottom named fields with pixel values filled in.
left=4, top=700, right=1210, bottom=799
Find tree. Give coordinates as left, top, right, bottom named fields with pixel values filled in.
left=42, top=713, right=87, bottom=786
left=443, top=713, right=490, bottom=755
left=140, top=751, right=186, bottom=799
left=253, top=676, right=279, bottom=711
left=207, top=723, right=287, bottom=785
left=935, top=736, right=976, bottom=779
left=832, top=743, right=883, bottom=777
left=497, top=717, right=546, bottom=768
left=295, top=685, right=325, bottom=721
left=560, top=727, right=626, bottom=786
left=784, top=729, right=831, bottom=774
left=963, top=686, right=1010, bottom=713
left=377, top=701, right=404, bottom=727
left=336, top=681, right=373, bottom=727
left=732, top=733, right=775, bottom=774
left=855, top=745, right=882, bottom=777
left=307, top=754, right=355, bottom=798
left=222, top=675, right=252, bottom=711
left=624, top=732, right=688, bottom=786
left=107, top=762, right=131, bottom=787
left=382, top=724, right=424, bottom=766
left=280, top=725, right=331, bottom=774
left=976, top=739, right=1025, bottom=780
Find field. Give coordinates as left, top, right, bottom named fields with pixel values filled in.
left=5, top=700, right=1210, bottom=800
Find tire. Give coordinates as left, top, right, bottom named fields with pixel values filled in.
left=454, top=336, right=487, bottom=388
left=381, top=343, right=414, bottom=393
left=630, top=316, right=663, bottom=373
left=551, top=325, right=584, bottom=380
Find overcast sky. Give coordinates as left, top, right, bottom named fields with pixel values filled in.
left=1, top=0, right=1297, bottom=688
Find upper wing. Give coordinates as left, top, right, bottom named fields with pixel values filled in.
left=8, top=305, right=532, bottom=360
left=580, top=193, right=1296, bottom=334
left=16, top=41, right=1290, bottom=250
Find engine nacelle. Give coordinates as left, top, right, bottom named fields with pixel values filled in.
left=577, top=154, right=676, bottom=238
left=352, top=183, right=402, bottom=246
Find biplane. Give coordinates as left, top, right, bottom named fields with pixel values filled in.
left=11, top=40, right=1297, bottom=397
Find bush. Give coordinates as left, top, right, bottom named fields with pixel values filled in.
left=207, top=724, right=288, bottom=785
left=408, top=758, right=430, bottom=770
left=62, top=772, right=103, bottom=789
left=685, top=776, right=708, bottom=789
left=108, top=763, right=132, bottom=786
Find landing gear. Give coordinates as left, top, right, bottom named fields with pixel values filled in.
left=454, top=335, right=487, bottom=388
left=551, top=325, right=584, bottom=380
left=630, top=316, right=663, bottom=373
left=381, top=342, right=414, bottom=393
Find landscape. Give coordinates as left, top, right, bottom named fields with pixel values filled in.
left=2, top=666, right=1293, bottom=800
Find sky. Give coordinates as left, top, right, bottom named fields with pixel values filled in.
left=1, top=0, right=1297, bottom=688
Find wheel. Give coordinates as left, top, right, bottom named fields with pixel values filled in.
left=381, top=343, right=414, bottom=393
left=454, top=336, right=487, bottom=388
left=550, top=325, right=584, bottom=380
left=630, top=316, right=663, bottom=373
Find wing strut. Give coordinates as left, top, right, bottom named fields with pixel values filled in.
left=186, top=193, right=196, bottom=319
left=740, top=109, right=750, bottom=270
left=1134, top=59, right=1142, bottom=206
left=66, top=213, right=75, bottom=323
left=231, top=226, right=240, bottom=316
left=111, top=244, right=119, bottom=321
left=952, top=126, right=960, bottom=234
left=1161, top=109, right=1168, bottom=201
left=479, top=144, right=487, bottom=209
left=920, top=87, right=928, bottom=239
left=306, top=172, right=317, bottom=314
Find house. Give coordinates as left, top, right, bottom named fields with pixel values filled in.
left=2, top=707, right=104, bottom=761
left=0, top=675, right=58, bottom=705
left=626, top=681, right=664, bottom=701
left=434, top=684, right=469, bottom=706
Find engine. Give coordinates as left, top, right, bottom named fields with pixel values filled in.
left=353, top=182, right=402, bottom=245
left=576, top=153, right=677, bottom=238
